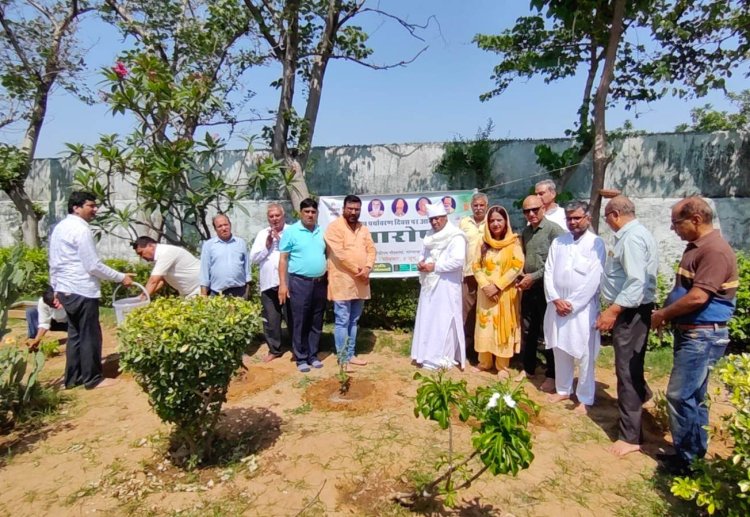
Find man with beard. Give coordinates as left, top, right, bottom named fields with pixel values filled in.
left=324, top=195, right=376, bottom=370
left=411, top=203, right=467, bottom=370
left=459, top=192, right=488, bottom=364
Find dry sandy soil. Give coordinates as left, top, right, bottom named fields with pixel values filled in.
left=0, top=321, right=730, bottom=517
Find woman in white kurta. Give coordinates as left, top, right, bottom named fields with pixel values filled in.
left=411, top=206, right=467, bottom=371
left=543, top=228, right=606, bottom=406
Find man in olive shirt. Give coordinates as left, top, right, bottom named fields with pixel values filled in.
left=516, top=194, right=565, bottom=392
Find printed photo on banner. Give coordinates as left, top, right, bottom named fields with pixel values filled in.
left=318, top=191, right=473, bottom=278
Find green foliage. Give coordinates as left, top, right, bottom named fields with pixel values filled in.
left=671, top=353, right=750, bottom=516
left=0, top=244, right=47, bottom=303
left=410, top=371, right=539, bottom=507
left=434, top=120, right=496, bottom=190
left=119, top=296, right=263, bottom=466
left=39, top=340, right=61, bottom=358
left=0, top=346, right=46, bottom=431
left=0, top=244, right=37, bottom=338
left=100, top=259, right=155, bottom=308
left=0, top=144, right=28, bottom=190
left=675, top=90, right=750, bottom=132
left=648, top=272, right=675, bottom=350
left=360, top=279, right=420, bottom=330
left=728, top=252, right=750, bottom=349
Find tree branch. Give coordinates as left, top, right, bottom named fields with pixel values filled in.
left=104, top=0, right=170, bottom=64
left=331, top=46, right=428, bottom=69
left=243, top=0, right=283, bottom=60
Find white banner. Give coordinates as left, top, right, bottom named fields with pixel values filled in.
left=318, top=190, right=474, bottom=278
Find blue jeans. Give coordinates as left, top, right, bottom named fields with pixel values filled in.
left=333, top=299, right=364, bottom=362
left=666, top=326, right=729, bottom=463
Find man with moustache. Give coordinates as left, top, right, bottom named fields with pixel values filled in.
left=49, top=191, right=133, bottom=389
left=459, top=192, right=488, bottom=364
left=132, top=236, right=201, bottom=298
left=596, top=195, right=659, bottom=457
left=543, top=201, right=606, bottom=412
left=411, top=203, right=467, bottom=371
left=651, top=197, right=738, bottom=475
left=535, top=179, right=567, bottom=230
left=250, top=203, right=291, bottom=362
left=199, top=214, right=251, bottom=298
left=279, top=198, right=328, bottom=373
left=516, top=195, right=565, bottom=391
left=324, top=195, right=376, bottom=370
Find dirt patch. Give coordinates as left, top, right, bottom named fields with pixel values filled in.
left=226, top=367, right=281, bottom=402
left=304, top=377, right=389, bottom=414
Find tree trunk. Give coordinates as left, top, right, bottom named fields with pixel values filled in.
left=589, top=0, right=627, bottom=232
left=6, top=184, right=39, bottom=247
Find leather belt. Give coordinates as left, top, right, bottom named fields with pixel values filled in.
left=675, top=323, right=727, bottom=330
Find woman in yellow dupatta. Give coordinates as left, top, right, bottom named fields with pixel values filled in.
left=472, top=206, right=524, bottom=378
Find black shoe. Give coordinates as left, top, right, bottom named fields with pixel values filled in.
left=656, top=453, right=691, bottom=476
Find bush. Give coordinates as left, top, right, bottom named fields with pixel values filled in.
left=360, top=278, right=420, bottom=330
left=728, top=252, right=750, bottom=350
left=671, top=353, right=750, bottom=515
left=119, top=296, right=263, bottom=467
left=0, top=245, right=38, bottom=337
left=0, top=346, right=46, bottom=432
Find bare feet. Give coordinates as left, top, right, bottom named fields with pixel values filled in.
left=497, top=369, right=510, bottom=380
left=263, top=353, right=281, bottom=363
left=472, top=365, right=494, bottom=373
left=92, top=378, right=118, bottom=389
left=540, top=377, right=556, bottom=393
left=547, top=392, right=570, bottom=404
left=349, top=357, right=368, bottom=366
left=608, top=440, right=641, bottom=457
left=573, top=403, right=589, bottom=415
left=515, top=371, right=531, bottom=382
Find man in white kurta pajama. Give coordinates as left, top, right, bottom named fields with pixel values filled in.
left=544, top=201, right=606, bottom=409
left=411, top=203, right=467, bottom=370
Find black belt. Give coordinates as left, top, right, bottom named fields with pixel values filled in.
left=290, top=273, right=326, bottom=282
left=675, top=323, right=727, bottom=330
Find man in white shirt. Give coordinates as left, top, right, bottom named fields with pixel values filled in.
left=132, top=236, right=201, bottom=297
left=26, top=286, right=68, bottom=350
left=49, top=191, right=132, bottom=389
left=535, top=179, right=567, bottom=230
left=250, top=203, right=291, bottom=362
left=543, top=201, right=606, bottom=412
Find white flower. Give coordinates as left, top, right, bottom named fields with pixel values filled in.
left=503, top=394, right=517, bottom=408
left=486, top=392, right=501, bottom=409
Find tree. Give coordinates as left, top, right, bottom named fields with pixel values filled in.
left=69, top=0, right=280, bottom=250
left=475, top=0, right=749, bottom=229
left=242, top=1, right=428, bottom=208
left=675, top=90, right=750, bottom=132
left=0, top=0, right=93, bottom=247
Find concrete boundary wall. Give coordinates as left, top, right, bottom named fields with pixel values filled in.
left=1, top=131, right=747, bottom=275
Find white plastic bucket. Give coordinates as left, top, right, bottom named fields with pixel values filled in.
left=112, top=282, right=150, bottom=325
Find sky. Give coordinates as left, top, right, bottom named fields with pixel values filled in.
left=3, top=0, right=747, bottom=158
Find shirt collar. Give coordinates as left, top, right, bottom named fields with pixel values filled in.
left=214, top=235, right=236, bottom=244
left=691, top=228, right=720, bottom=248
left=614, top=219, right=639, bottom=239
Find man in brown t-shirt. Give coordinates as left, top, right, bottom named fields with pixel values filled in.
left=651, top=196, right=738, bottom=475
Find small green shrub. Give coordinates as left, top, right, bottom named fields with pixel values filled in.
left=39, top=340, right=61, bottom=358
left=728, top=252, right=750, bottom=350
left=648, top=273, right=675, bottom=350
left=360, top=278, right=420, bottom=330
left=405, top=371, right=538, bottom=508
left=0, top=244, right=38, bottom=337
left=0, top=346, right=46, bottom=431
left=119, top=296, right=263, bottom=467
left=671, top=353, right=750, bottom=515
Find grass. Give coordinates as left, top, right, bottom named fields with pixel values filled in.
left=597, top=345, right=674, bottom=379
left=286, top=402, right=312, bottom=415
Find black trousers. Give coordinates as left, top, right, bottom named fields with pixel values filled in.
left=288, top=274, right=327, bottom=365
left=58, top=293, right=103, bottom=389
left=613, top=303, right=654, bottom=444
left=521, top=283, right=555, bottom=378
left=209, top=285, right=247, bottom=298
left=260, top=286, right=292, bottom=356
left=462, top=275, right=479, bottom=364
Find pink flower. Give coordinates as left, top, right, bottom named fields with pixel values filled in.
left=113, top=61, right=128, bottom=79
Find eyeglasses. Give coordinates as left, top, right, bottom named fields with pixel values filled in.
left=604, top=211, right=616, bottom=218
left=671, top=218, right=686, bottom=226
left=522, top=207, right=542, bottom=214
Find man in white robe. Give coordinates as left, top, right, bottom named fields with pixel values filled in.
left=543, top=201, right=606, bottom=411
left=411, top=203, right=467, bottom=370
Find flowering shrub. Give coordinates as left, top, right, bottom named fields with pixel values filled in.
left=408, top=371, right=538, bottom=507
left=119, top=296, right=262, bottom=467
left=671, top=353, right=750, bottom=515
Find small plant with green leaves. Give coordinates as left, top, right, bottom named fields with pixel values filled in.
left=335, top=339, right=351, bottom=395
left=39, top=340, right=61, bottom=358
left=405, top=370, right=539, bottom=508
left=0, top=346, right=45, bottom=431
left=119, top=296, right=262, bottom=467
left=0, top=244, right=37, bottom=337
left=671, top=353, right=750, bottom=516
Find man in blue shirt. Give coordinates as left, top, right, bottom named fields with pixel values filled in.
left=200, top=214, right=251, bottom=298
left=278, top=198, right=327, bottom=373
left=596, top=195, right=658, bottom=457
